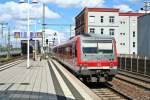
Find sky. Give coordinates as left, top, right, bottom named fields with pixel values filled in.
left=0, top=0, right=146, bottom=47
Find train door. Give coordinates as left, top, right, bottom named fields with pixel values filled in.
left=72, top=42, right=76, bottom=66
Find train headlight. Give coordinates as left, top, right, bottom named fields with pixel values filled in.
left=110, top=63, right=114, bottom=68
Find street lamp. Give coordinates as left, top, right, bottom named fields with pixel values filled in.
left=0, top=23, right=8, bottom=38
left=30, top=20, right=37, bottom=60
left=19, top=0, right=38, bottom=69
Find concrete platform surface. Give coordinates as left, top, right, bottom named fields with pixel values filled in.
left=0, top=59, right=100, bottom=100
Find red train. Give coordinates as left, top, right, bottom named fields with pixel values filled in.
left=52, top=35, right=118, bottom=82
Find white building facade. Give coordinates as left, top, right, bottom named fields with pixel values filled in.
left=75, top=8, right=144, bottom=55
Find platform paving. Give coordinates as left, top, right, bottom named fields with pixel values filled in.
left=0, top=59, right=59, bottom=100
left=0, top=58, right=100, bottom=100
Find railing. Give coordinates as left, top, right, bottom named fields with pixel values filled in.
left=118, top=54, right=150, bottom=76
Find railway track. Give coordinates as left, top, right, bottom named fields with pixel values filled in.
left=111, top=77, right=150, bottom=99
left=85, top=82, right=130, bottom=100
left=118, top=70, right=150, bottom=83
left=92, top=88, right=126, bottom=100
left=0, top=60, right=25, bottom=71
left=0, top=56, right=26, bottom=71
left=0, top=56, right=25, bottom=66
left=116, top=71, right=150, bottom=90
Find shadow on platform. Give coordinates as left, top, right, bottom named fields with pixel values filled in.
left=0, top=90, right=75, bottom=100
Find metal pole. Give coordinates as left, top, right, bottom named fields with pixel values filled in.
left=131, top=55, right=133, bottom=72
left=125, top=55, right=127, bottom=70
left=7, top=26, right=10, bottom=58
left=144, top=56, right=147, bottom=75
left=42, top=3, right=46, bottom=49
left=0, top=23, right=8, bottom=38
left=70, top=24, right=72, bottom=38
left=120, top=55, right=122, bottom=69
left=137, top=56, right=139, bottom=72
left=27, top=0, right=30, bottom=68
left=34, top=22, right=36, bottom=59
left=129, top=16, right=131, bottom=54
left=1, top=24, right=3, bottom=38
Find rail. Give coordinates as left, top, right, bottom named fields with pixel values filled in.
left=0, top=60, right=25, bottom=71
left=116, top=71, right=150, bottom=90
left=111, top=73, right=150, bottom=100
left=86, top=82, right=131, bottom=100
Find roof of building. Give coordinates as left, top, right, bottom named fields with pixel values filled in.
left=138, top=12, right=150, bottom=18
left=75, top=7, right=145, bottom=19
left=86, top=8, right=119, bottom=12
left=75, top=8, right=120, bottom=19
left=119, top=12, right=145, bottom=16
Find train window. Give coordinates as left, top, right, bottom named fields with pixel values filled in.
left=83, top=47, right=97, bottom=54
left=98, top=43, right=113, bottom=54
left=98, top=43, right=112, bottom=50
left=82, top=43, right=97, bottom=54
left=82, top=40, right=113, bottom=54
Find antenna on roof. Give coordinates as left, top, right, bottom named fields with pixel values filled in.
left=143, top=0, right=150, bottom=13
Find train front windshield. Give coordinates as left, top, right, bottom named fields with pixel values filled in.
left=82, top=40, right=113, bottom=54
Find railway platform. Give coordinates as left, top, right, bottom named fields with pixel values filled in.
left=0, top=58, right=100, bottom=100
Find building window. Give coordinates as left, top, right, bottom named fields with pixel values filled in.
left=120, top=33, right=125, bottom=35
left=133, top=31, right=135, bottom=37
left=101, top=28, right=104, bottom=34
left=109, top=29, right=115, bottom=35
left=109, top=16, right=115, bottom=23
left=133, top=42, right=135, bottom=47
left=89, top=16, right=95, bottom=23
left=120, top=21, right=125, bottom=24
left=100, top=16, right=104, bottom=23
left=133, top=52, right=135, bottom=55
left=120, top=43, right=125, bottom=46
left=90, top=28, right=95, bottom=33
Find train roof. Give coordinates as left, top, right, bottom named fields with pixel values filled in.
left=53, top=34, right=114, bottom=48
left=79, top=34, right=114, bottom=40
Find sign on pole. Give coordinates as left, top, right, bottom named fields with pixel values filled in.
left=37, top=32, right=42, bottom=38
left=14, top=32, right=42, bottom=38
left=14, top=32, right=20, bottom=38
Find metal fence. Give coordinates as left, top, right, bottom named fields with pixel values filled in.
left=118, top=54, right=150, bottom=76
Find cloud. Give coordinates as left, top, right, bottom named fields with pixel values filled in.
left=39, top=0, right=105, bottom=8
left=81, top=0, right=104, bottom=7
left=128, top=0, right=141, bottom=3
left=38, top=29, right=69, bottom=43
left=113, top=4, right=133, bottom=12
left=0, top=1, right=61, bottom=23
left=113, top=0, right=141, bottom=3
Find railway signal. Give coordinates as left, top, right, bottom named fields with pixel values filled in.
left=46, top=39, right=48, bottom=44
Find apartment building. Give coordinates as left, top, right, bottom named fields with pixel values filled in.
left=75, top=8, right=144, bottom=54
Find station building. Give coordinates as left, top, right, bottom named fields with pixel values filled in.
left=75, top=8, right=144, bottom=55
